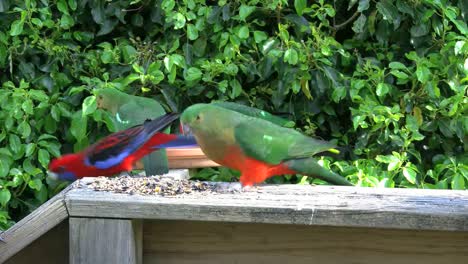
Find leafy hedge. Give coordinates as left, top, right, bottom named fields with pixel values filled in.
left=0, top=0, right=467, bottom=229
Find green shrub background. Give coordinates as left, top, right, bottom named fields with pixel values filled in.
left=0, top=0, right=466, bottom=229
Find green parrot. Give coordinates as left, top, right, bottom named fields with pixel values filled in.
left=180, top=103, right=353, bottom=186
left=94, top=88, right=170, bottom=176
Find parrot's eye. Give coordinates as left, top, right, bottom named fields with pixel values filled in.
left=196, top=115, right=201, bottom=121
left=58, top=166, right=66, bottom=173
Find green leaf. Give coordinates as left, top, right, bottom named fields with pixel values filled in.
left=68, top=0, right=77, bottom=10
left=121, top=45, right=137, bottom=63
left=82, top=96, right=97, bottom=116
left=229, top=79, right=242, bottom=99
left=29, top=90, right=48, bottom=101
left=70, top=111, right=88, bottom=141
left=0, top=159, right=10, bottom=178
left=376, top=154, right=400, bottom=171
left=278, top=24, right=289, bottom=42
left=148, top=62, right=165, bottom=81
left=237, top=25, right=250, bottom=39
left=0, top=44, right=6, bottom=66
left=57, top=0, right=69, bottom=14
left=402, top=167, right=417, bottom=184
left=38, top=149, right=50, bottom=169
left=9, top=134, right=21, bottom=154
left=187, top=23, right=199, bottom=40
left=132, top=63, right=144, bottom=74
left=101, top=50, right=113, bottom=64
left=10, top=20, right=24, bottom=36
left=390, top=70, right=409, bottom=79
left=35, top=184, right=48, bottom=203
left=376, top=0, right=398, bottom=24
left=253, top=31, right=267, bottom=43
left=452, top=174, right=465, bottom=190
left=389, top=61, right=407, bottom=70
left=18, top=121, right=31, bottom=138
left=352, top=14, right=366, bottom=33
left=294, top=0, right=307, bottom=15
left=239, top=5, right=255, bottom=21
left=25, top=143, right=36, bottom=156
left=173, top=13, right=186, bottom=29
left=21, top=99, right=34, bottom=115
left=218, top=80, right=228, bottom=93
left=184, top=67, right=202, bottom=81
left=0, top=189, right=11, bottom=207
left=162, top=0, right=175, bottom=11
left=60, top=14, right=74, bottom=29
left=284, top=48, right=298, bottom=65
left=331, top=86, right=346, bottom=103
left=38, top=134, right=58, bottom=141
left=358, top=0, right=370, bottom=12
left=406, top=115, right=419, bottom=132
left=388, top=160, right=400, bottom=171
left=416, top=65, right=430, bottom=83
left=28, top=178, right=43, bottom=191
left=376, top=83, right=390, bottom=97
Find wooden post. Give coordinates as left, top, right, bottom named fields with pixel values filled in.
left=69, top=218, right=142, bottom=264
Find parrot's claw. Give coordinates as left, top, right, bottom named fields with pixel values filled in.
left=241, top=185, right=256, bottom=192
left=213, top=182, right=257, bottom=193
left=213, top=182, right=243, bottom=193
left=0, top=232, right=5, bottom=243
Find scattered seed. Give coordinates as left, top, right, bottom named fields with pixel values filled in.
left=84, top=175, right=242, bottom=197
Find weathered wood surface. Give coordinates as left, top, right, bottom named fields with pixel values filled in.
left=4, top=221, right=68, bottom=264
left=0, top=183, right=74, bottom=263
left=143, top=220, right=468, bottom=264
left=69, top=218, right=142, bottom=264
left=134, top=147, right=221, bottom=169
left=66, top=180, right=468, bottom=231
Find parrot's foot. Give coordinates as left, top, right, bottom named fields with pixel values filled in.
left=213, top=182, right=243, bottom=193
left=241, top=185, right=257, bottom=192
left=213, top=182, right=257, bottom=193
left=0, top=232, right=5, bottom=243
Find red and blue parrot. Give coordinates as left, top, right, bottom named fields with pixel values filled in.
left=48, top=113, right=197, bottom=181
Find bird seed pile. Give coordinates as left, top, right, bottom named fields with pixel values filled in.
left=84, top=175, right=242, bottom=196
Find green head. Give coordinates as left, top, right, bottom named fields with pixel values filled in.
left=180, top=103, right=239, bottom=136
left=94, top=88, right=125, bottom=113
left=180, top=104, right=209, bottom=134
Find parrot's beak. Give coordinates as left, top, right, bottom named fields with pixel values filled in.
left=47, top=171, right=59, bottom=180
left=180, top=123, right=193, bottom=136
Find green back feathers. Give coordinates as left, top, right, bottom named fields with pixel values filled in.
left=211, top=101, right=295, bottom=128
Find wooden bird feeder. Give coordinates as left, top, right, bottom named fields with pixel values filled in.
left=2, top=175, right=468, bottom=264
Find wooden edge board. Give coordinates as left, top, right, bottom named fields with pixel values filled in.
left=0, top=182, right=75, bottom=263
left=65, top=181, right=468, bottom=232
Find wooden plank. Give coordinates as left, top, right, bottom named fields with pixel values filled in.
left=143, top=220, right=468, bottom=264
left=4, top=221, right=68, bottom=264
left=0, top=183, right=73, bottom=263
left=65, top=181, right=468, bottom=231
left=168, top=158, right=220, bottom=169
left=134, top=147, right=221, bottom=170
left=69, top=217, right=142, bottom=264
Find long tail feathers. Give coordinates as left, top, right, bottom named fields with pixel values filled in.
left=284, top=157, right=353, bottom=186
left=143, top=113, right=180, bottom=134
left=154, top=135, right=198, bottom=149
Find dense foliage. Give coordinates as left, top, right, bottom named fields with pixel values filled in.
left=0, top=0, right=467, bottom=229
